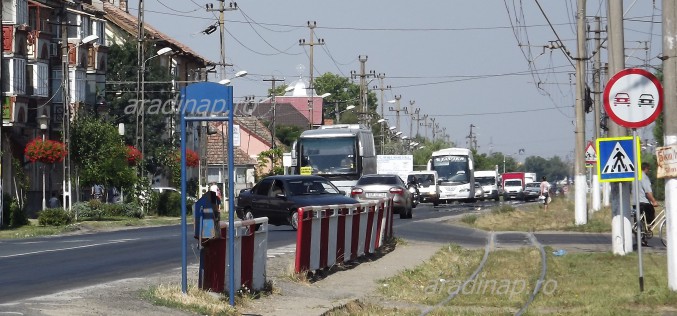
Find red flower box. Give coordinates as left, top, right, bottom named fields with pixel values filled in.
left=126, top=145, right=142, bottom=166
left=24, top=138, right=68, bottom=164
left=175, top=149, right=200, bottom=168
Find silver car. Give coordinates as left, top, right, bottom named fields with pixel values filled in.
left=350, top=174, right=413, bottom=219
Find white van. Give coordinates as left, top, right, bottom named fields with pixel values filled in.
left=407, top=171, right=439, bottom=205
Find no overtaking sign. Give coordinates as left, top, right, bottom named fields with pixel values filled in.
left=603, top=68, right=663, bottom=129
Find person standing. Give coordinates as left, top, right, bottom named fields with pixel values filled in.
left=91, top=184, right=104, bottom=201
left=48, top=192, right=61, bottom=208
left=540, top=176, right=551, bottom=211
left=635, top=162, right=660, bottom=246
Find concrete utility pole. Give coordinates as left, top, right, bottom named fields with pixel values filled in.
left=430, top=118, right=437, bottom=141
left=573, top=0, right=587, bottom=226
left=135, top=0, right=145, bottom=174
left=608, top=0, right=633, bottom=255
left=419, top=115, right=429, bottom=140
left=388, top=95, right=405, bottom=131
left=467, top=124, right=478, bottom=151
left=62, top=4, right=72, bottom=210
left=206, top=0, right=238, bottom=79
left=409, top=106, right=419, bottom=140
left=263, top=76, right=285, bottom=149
left=414, top=110, right=424, bottom=138
left=662, top=0, right=677, bottom=290
left=373, top=73, right=390, bottom=153
left=350, top=56, right=375, bottom=126
left=299, top=21, right=324, bottom=130
left=591, top=16, right=604, bottom=212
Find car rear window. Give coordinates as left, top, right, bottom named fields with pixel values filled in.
left=357, top=176, right=397, bottom=185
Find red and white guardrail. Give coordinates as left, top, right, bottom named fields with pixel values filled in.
left=200, top=217, right=269, bottom=293
left=295, top=198, right=393, bottom=273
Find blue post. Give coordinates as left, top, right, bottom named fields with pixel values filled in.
left=180, top=115, right=188, bottom=294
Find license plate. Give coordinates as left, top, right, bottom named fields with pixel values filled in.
left=366, top=192, right=387, bottom=198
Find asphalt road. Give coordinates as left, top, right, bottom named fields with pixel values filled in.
left=0, top=199, right=622, bottom=304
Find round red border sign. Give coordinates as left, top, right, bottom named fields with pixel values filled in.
left=603, top=68, right=663, bottom=129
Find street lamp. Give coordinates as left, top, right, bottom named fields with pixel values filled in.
left=38, top=114, right=49, bottom=210
left=62, top=34, right=99, bottom=211
left=334, top=104, right=355, bottom=123
left=137, top=47, right=173, bottom=173
left=218, top=70, right=248, bottom=85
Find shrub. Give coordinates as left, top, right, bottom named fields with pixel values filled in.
left=101, top=203, right=143, bottom=218
left=9, top=200, right=29, bottom=228
left=38, top=208, right=72, bottom=226
left=156, top=191, right=193, bottom=217
left=461, top=214, right=478, bottom=225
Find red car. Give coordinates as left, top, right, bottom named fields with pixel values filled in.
left=614, top=93, right=630, bottom=106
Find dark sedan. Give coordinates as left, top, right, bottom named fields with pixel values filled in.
left=524, top=182, right=541, bottom=201
left=236, top=175, right=358, bottom=230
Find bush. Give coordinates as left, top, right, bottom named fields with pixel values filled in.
left=102, top=203, right=143, bottom=218
left=75, top=201, right=104, bottom=220
left=38, top=208, right=72, bottom=226
left=9, top=200, right=29, bottom=228
left=156, top=191, right=193, bottom=217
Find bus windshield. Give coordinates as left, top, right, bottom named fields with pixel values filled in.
left=431, top=155, right=469, bottom=184
left=299, top=137, right=357, bottom=175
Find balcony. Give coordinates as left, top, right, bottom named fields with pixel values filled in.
left=2, top=57, right=27, bottom=95
left=2, top=0, right=29, bottom=26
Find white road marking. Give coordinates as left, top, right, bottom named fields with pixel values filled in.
left=0, top=239, right=139, bottom=259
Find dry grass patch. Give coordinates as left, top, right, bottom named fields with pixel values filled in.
left=322, top=300, right=419, bottom=316
left=378, top=244, right=485, bottom=305
left=465, top=198, right=610, bottom=232
left=143, top=283, right=238, bottom=316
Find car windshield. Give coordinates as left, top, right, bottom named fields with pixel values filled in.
left=526, top=183, right=539, bottom=188
left=475, top=176, right=495, bottom=185
left=357, top=176, right=398, bottom=185
left=286, top=179, right=341, bottom=195
left=505, top=180, right=522, bottom=186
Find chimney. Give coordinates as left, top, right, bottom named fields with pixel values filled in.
left=119, top=0, right=128, bottom=12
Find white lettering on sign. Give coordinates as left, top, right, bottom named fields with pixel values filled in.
left=434, top=156, right=467, bottom=163
left=656, top=145, right=677, bottom=179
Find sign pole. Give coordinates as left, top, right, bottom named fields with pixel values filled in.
left=632, top=130, right=644, bottom=291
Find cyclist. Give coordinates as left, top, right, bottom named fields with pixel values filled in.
left=633, top=162, right=659, bottom=246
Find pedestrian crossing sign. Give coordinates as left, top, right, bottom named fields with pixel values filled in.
left=596, top=136, right=642, bottom=182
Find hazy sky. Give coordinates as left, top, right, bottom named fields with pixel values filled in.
left=128, top=0, right=662, bottom=160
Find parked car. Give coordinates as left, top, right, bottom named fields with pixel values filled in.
left=150, top=186, right=197, bottom=202
left=350, top=174, right=413, bottom=219
left=524, top=182, right=541, bottom=201
left=235, top=175, right=358, bottom=230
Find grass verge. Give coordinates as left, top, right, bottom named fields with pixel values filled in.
left=459, top=198, right=611, bottom=232
left=0, top=216, right=182, bottom=239
left=374, top=244, right=677, bottom=315
left=322, top=299, right=419, bottom=316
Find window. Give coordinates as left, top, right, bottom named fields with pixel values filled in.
left=30, top=62, right=48, bottom=97
left=3, top=58, right=26, bottom=95
left=51, top=69, right=63, bottom=102
left=253, top=179, right=273, bottom=196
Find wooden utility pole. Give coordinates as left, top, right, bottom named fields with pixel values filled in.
left=299, top=21, right=324, bottom=129
left=662, top=0, right=677, bottom=290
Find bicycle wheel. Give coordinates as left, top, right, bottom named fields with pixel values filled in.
left=660, top=219, right=667, bottom=247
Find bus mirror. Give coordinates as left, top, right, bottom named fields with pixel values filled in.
left=291, top=141, right=297, bottom=159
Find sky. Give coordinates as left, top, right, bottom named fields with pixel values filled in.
left=126, top=0, right=663, bottom=161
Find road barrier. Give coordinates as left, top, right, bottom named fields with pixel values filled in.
left=199, top=217, right=268, bottom=293
left=295, top=199, right=393, bottom=273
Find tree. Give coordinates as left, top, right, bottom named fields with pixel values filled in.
left=275, top=125, right=304, bottom=147
left=314, top=73, right=379, bottom=124
left=70, top=116, right=137, bottom=192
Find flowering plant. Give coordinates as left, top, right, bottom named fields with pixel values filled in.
left=24, top=138, right=68, bottom=164
left=174, top=149, right=200, bottom=168
left=126, top=145, right=142, bottom=166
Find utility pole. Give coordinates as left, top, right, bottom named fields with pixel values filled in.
left=206, top=1, right=238, bottom=79
left=409, top=101, right=417, bottom=138
left=414, top=111, right=424, bottom=138
left=135, top=0, right=145, bottom=177
left=608, top=0, right=633, bottom=255
left=62, top=4, right=72, bottom=210
left=419, top=115, right=429, bottom=140
left=299, top=21, right=324, bottom=130
left=467, top=124, right=478, bottom=150
left=662, top=0, right=677, bottom=290
left=591, top=16, right=604, bottom=212
left=350, top=56, right=375, bottom=126
left=388, top=95, right=405, bottom=131
left=373, top=73, right=390, bottom=154
left=431, top=118, right=437, bottom=141
left=263, top=76, right=285, bottom=149
left=573, top=0, right=587, bottom=225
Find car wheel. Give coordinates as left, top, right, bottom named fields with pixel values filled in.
left=433, top=199, right=439, bottom=207
left=289, top=211, right=299, bottom=230
left=399, top=208, right=407, bottom=219
left=244, top=210, right=254, bottom=220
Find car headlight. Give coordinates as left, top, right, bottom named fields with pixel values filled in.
left=459, top=188, right=469, bottom=193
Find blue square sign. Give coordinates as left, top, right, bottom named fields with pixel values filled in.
left=596, top=136, right=641, bottom=182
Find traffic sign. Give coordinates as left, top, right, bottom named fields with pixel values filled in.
left=585, top=141, right=596, bottom=164
left=603, top=68, right=663, bottom=128
left=596, top=136, right=642, bottom=182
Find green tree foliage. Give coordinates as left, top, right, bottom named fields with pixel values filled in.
left=314, top=73, right=379, bottom=124
left=70, top=116, right=137, bottom=191
left=106, top=42, right=175, bottom=177
left=275, top=125, right=304, bottom=147
left=255, top=148, right=284, bottom=181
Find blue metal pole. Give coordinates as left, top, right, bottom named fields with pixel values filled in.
left=181, top=114, right=188, bottom=294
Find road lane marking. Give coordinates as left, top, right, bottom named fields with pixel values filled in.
left=0, top=239, right=139, bottom=259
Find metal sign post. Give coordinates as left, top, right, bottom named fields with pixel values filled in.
left=603, top=67, right=663, bottom=292
left=179, top=82, right=236, bottom=305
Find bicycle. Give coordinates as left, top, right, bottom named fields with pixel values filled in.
left=631, top=206, right=666, bottom=247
